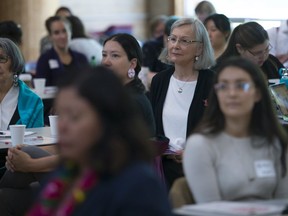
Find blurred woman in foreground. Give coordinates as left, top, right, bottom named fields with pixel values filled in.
left=27, top=66, right=172, bottom=216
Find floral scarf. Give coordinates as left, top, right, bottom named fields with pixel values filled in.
left=27, top=162, right=98, bottom=216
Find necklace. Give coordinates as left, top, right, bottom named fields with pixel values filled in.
left=177, top=84, right=185, bottom=93
left=174, top=77, right=190, bottom=93
left=173, top=71, right=198, bottom=93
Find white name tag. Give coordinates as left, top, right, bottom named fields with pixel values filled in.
left=48, top=59, right=59, bottom=69
left=254, top=160, right=276, bottom=178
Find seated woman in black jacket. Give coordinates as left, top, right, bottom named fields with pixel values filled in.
left=101, top=33, right=156, bottom=136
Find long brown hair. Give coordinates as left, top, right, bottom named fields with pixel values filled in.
left=195, top=57, right=288, bottom=176
left=57, top=66, right=154, bottom=175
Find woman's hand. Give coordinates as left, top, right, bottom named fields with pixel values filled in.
left=6, top=146, right=33, bottom=172
left=167, top=150, right=183, bottom=163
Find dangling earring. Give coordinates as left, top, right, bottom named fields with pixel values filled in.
left=13, top=74, right=19, bottom=87
left=194, top=56, right=199, bottom=62
left=128, top=68, right=135, bottom=79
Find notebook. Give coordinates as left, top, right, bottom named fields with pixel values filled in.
left=269, top=83, right=288, bottom=121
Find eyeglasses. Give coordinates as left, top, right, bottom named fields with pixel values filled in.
left=214, top=81, right=254, bottom=93
left=246, top=44, right=272, bottom=58
left=167, top=35, right=202, bottom=47
left=0, top=54, right=9, bottom=63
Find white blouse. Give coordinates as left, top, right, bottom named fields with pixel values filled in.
left=0, top=86, right=19, bottom=130
left=162, top=76, right=196, bottom=152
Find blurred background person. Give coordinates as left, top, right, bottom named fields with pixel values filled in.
left=36, top=16, right=88, bottom=86
left=148, top=15, right=168, bottom=40
left=141, top=15, right=168, bottom=90
left=0, top=21, right=22, bottom=46
left=204, top=13, right=231, bottom=59
left=184, top=57, right=288, bottom=203
left=267, top=20, right=288, bottom=67
left=68, top=15, right=102, bottom=66
left=194, top=1, right=216, bottom=23
left=150, top=18, right=215, bottom=190
left=215, top=22, right=283, bottom=80
left=40, top=6, right=73, bottom=54
left=0, top=20, right=34, bottom=86
left=102, top=33, right=155, bottom=136
left=142, top=16, right=179, bottom=91
left=27, top=66, right=172, bottom=216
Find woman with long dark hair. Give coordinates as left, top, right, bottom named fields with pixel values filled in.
left=102, top=33, right=155, bottom=136
left=184, top=57, right=288, bottom=203
left=215, top=22, right=283, bottom=80
left=27, top=66, right=172, bottom=215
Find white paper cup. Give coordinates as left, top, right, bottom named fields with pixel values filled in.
left=9, top=125, right=26, bottom=147
left=19, top=74, right=33, bottom=88
left=268, top=79, right=280, bottom=85
left=33, top=78, right=46, bottom=95
left=49, top=115, right=58, bottom=137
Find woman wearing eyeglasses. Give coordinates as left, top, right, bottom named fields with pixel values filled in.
left=0, top=38, right=44, bottom=128
left=150, top=18, right=215, bottom=189
left=183, top=57, right=288, bottom=203
left=215, top=22, right=283, bottom=80
left=0, top=38, right=43, bottom=129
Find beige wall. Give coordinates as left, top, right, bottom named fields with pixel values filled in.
left=0, top=0, right=176, bottom=61
left=0, top=0, right=59, bottom=61
left=60, top=0, right=148, bottom=41
left=60, top=0, right=174, bottom=41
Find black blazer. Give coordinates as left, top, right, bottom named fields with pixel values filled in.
left=150, top=67, right=215, bottom=138
left=261, top=54, right=284, bottom=79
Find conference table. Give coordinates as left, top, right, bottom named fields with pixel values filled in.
left=33, top=86, right=58, bottom=100
left=0, top=127, right=57, bottom=149
left=173, top=200, right=288, bottom=216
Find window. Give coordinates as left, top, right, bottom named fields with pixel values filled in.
left=183, top=0, right=288, bottom=29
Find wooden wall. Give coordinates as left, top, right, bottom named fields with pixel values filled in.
left=0, top=0, right=59, bottom=62
left=60, top=0, right=175, bottom=40
left=0, top=0, right=176, bottom=61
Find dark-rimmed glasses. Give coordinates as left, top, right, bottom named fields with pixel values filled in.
left=167, top=35, right=202, bottom=47
left=0, top=54, right=9, bottom=64
left=246, top=44, right=272, bottom=58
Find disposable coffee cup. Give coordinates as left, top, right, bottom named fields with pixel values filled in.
left=9, top=125, right=26, bottom=147
left=49, top=115, right=58, bottom=137
left=33, top=78, right=46, bottom=96
left=19, top=74, right=33, bottom=88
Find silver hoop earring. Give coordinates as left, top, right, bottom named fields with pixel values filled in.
left=13, top=74, right=19, bottom=87
left=128, top=68, right=135, bottom=79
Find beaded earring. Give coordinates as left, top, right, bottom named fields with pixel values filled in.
left=13, top=74, right=19, bottom=87
left=128, top=68, right=135, bottom=79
